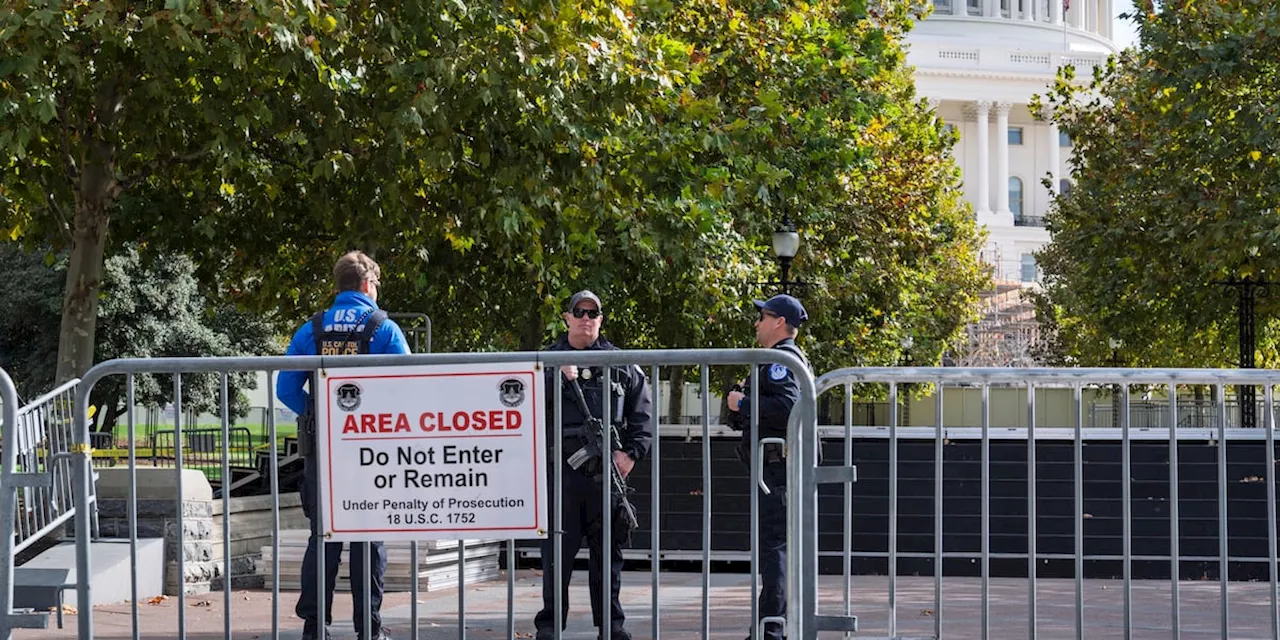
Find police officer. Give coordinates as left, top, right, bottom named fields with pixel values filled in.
left=534, top=290, right=653, bottom=640
left=278, top=250, right=410, bottom=640
left=725, top=293, right=810, bottom=640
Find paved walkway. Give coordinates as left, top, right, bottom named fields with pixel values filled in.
left=14, top=570, right=1280, bottom=639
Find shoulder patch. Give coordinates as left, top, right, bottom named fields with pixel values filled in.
left=769, top=363, right=789, bottom=381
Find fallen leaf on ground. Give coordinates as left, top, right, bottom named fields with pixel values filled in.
left=191, top=600, right=212, bottom=607
left=147, top=596, right=168, bottom=605
left=920, top=609, right=933, bottom=617
left=51, top=604, right=77, bottom=615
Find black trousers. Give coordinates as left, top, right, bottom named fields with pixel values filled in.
left=535, top=464, right=626, bottom=635
left=756, top=462, right=788, bottom=640
left=296, top=454, right=387, bottom=634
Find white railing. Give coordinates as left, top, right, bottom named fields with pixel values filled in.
left=909, top=44, right=1110, bottom=76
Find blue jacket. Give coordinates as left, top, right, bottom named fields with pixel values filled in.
left=276, top=290, right=411, bottom=415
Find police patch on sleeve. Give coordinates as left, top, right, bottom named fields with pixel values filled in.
left=769, top=363, right=789, bottom=380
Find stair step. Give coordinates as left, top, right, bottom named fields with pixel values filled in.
left=19, top=538, right=164, bottom=606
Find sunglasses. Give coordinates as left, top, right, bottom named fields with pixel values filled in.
left=571, top=307, right=602, bottom=319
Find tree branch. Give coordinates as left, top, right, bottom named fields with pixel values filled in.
left=57, top=95, right=79, bottom=185
left=45, top=191, right=74, bottom=245
left=118, top=149, right=209, bottom=191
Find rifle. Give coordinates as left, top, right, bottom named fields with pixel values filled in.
left=564, top=372, right=640, bottom=538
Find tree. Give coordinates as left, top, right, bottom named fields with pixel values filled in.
left=1032, top=0, right=1280, bottom=368
left=601, top=0, right=987, bottom=413
left=359, top=0, right=984, bottom=370
left=4, top=1, right=683, bottom=368
left=3, top=0, right=986, bottom=404
left=0, top=0, right=396, bottom=381
left=0, top=242, right=279, bottom=430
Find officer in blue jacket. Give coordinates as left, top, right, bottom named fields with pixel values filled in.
left=278, top=250, right=410, bottom=640
left=725, top=294, right=810, bottom=640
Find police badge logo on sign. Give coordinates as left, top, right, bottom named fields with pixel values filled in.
left=769, top=363, right=788, bottom=381
left=498, top=377, right=526, bottom=407
left=336, top=382, right=363, bottom=412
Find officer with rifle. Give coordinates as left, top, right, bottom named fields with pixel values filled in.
left=534, top=290, right=653, bottom=640
left=278, top=251, right=411, bottom=640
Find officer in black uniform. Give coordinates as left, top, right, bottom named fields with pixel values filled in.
left=277, top=251, right=411, bottom=640
left=726, top=294, right=810, bottom=640
left=534, top=290, right=653, bottom=640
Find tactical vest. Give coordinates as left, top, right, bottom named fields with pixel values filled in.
left=296, top=308, right=387, bottom=458
left=310, top=308, right=387, bottom=356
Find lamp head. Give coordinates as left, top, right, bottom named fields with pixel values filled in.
left=772, top=215, right=799, bottom=259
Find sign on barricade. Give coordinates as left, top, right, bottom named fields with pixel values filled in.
left=316, top=363, right=548, bottom=542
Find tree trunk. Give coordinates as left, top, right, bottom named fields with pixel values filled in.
left=667, top=366, right=685, bottom=425
left=55, top=151, right=115, bottom=383
left=1193, top=384, right=1206, bottom=428
left=99, top=399, right=123, bottom=436
left=519, top=299, right=545, bottom=352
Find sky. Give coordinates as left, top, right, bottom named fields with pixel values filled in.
left=1112, top=0, right=1141, bottom=49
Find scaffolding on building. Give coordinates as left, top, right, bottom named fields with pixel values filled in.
left=949, top=246, right=1043, bottom=367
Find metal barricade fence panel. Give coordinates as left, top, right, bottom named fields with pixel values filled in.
left=811, top=367, right=1280, bottom=640
left=8, top=379, right=83, bottom=559
left=386, top=313, right=433, bottom=355
left=60, top=349, right=816, bottom=640
left=0, top=376, right=90, bottom=637
left=13, top=359, right=1280, bottom=640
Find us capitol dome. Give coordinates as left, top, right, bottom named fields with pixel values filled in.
left=908, top=0, right=1119, bottom=365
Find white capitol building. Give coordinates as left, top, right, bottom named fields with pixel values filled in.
left=908, top=0, right=1121, bottom=365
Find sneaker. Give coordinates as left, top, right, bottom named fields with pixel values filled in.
left=598, top=631, right=631, bottom=640
left=358, top=630, right=395, bottom=640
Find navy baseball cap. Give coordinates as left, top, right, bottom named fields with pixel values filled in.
left=753, top=294, right=808, bottom=327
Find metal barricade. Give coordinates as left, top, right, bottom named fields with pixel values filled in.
left=810, top=367, right=1280, bottom=640
left=0, top=370, right=77, bottom=634
left=388, top=313, right=432, bottom=354
left=64, top=348, right=817, bottom=640
left=7, top=379, right=84, bottom=557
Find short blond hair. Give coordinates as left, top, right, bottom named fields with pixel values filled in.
left=333, top=250, right=380, bottom=291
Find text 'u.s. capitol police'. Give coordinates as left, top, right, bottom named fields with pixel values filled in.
left=316, top=363, right=548, bottom=542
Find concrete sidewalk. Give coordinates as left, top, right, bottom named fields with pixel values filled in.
left=14, top=569, right=1280, bottom=639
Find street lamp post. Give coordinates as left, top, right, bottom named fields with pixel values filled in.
left=1211, top=275, right=1277, bottom=428
left=1109, top=338, right=1123, bottom=428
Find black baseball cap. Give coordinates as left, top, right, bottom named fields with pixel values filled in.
left=753, top=294, right=808, bottom=327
